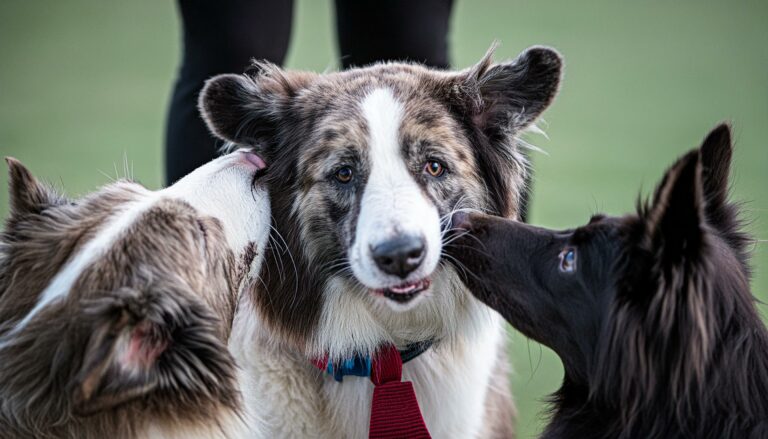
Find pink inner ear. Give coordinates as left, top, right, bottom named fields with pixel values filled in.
left=123, top=322, right=168, bottom=370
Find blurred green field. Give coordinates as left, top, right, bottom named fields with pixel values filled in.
left=1, top=1, right=766, bottom=437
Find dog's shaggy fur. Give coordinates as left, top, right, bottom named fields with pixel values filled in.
left=199, top=46, right=563, bottom=437
left=448, top=124, right=768, bottom=438
left=0, top=152, right=271, bottom=438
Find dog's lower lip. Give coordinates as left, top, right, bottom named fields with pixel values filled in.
left=375, top=278, right=431, bottom=303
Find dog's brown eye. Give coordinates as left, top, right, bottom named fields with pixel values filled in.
left=558, top=247, right=577, bottom=273
left=335, top=166, right=354, bottom=183
left=424, top=160, right=445, bottom=177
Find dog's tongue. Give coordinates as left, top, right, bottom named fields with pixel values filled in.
left=244, top=152, right=267, bottom=170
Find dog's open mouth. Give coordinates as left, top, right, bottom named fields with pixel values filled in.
left=375, top=278, right=431, bottom=304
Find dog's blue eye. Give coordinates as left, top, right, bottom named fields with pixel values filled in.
left=335, top=166, right=354, bottom=183
left=558, top=247, right=577, bottom=273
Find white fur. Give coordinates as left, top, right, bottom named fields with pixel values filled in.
left=162, top=150, right=270, bottom=254
left=230, top=279, right=504, bottom=438
left=350, top=88, right=442, bottom=309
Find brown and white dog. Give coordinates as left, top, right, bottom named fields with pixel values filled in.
left=0, top=151, right=270, bottom=438
left=200, top=46, right=563, bottom=437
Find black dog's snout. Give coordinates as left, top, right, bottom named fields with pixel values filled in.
left=372, top=235, right=426, bottom=278
left=451, top=212, right=471, bottom=231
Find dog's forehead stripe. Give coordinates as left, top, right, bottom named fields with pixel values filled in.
left=9, top=189, right=161, bottom=334
left=362, top=87, right=404, bottom=166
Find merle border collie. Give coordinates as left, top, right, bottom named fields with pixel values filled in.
left=0, top=152, right=271, bottom=438
left=198, top=46, right=563, bottom=437
left=448, top=124, right=768, bottom=438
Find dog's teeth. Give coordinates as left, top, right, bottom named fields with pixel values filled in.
left=391, top=284, right=417, bottom=293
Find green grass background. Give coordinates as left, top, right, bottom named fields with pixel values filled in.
left=1, top=1, right=766, bottom=437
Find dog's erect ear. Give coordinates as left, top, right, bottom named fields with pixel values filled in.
left=645, top=150, right=705, bottom=265
left=455, top=45, right=563, bottom=134
left=198, top=62, right=317, bottom=152
left=72, top=286, right=237, bottom=415
left=699, top=123, right=734, bottom=223
left=5, top=158, right=61, bottom=216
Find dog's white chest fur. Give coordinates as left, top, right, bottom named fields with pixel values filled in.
left=323, top=316, right=503, bottom=438
left=231, top=301, right=503, bottom=438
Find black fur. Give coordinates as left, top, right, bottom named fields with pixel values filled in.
left=447, top=124, right=768, bottom=438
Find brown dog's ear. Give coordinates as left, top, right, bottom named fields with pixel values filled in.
left=198, top=62, right=317, bottom=152
left=73, top=288, right=169, bottom=415
left=455, top=45, right=563, bottom=134
left=5, top=158, right=61, bottom=216
left=72, top=285, right=238, bottom=415
left=645, top=149, right=705, bottom=265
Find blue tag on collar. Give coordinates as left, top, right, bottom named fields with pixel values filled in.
left=321, top=341, right=433, bottom=382
left=325, top=353, right=372, bottom=382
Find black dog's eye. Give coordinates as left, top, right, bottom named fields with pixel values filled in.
left=558, top=247, right=577, bottom=273
left=424, top=160, right=446, bottom=178
left=335, top=166, right=354, bottom=184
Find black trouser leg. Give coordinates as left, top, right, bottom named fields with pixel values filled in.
left=165, top=0, right=293, bottom=184
left=334, top=0, right=454, bottom=69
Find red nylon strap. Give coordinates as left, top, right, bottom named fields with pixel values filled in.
left=369, top=345, right=431, bottom=438
left=310, top=355, right=328, bottom=371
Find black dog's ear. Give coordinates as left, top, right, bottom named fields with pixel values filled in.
left=5, top=157, right=63, bottom=216
left=72, top=285, right=237, bottom=415
left=455, top=45, right=563, bottom=134
left=699, top=123, right=734, bottom=223
left=198, top=62, right=317, bottom=152
left=645, top=150, right=705, bottom=265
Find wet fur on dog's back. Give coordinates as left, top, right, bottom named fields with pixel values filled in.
left=449, top=124, right=768, bottom=438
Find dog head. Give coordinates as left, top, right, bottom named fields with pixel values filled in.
left=199, top=46, right=562, bottom=354
left=0, top=152, right=270, bottom=433
left=447, top=124, right=755, bottom=398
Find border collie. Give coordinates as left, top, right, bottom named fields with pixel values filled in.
left=0, top=152, right=270, bottom=438
left=448, top=124, right=768, bottom=438
left=198, top=46, right=562, bottom=437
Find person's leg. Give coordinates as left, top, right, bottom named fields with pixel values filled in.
left=334, top=0, right=454, bottom=70
left=165, top=0, right=293, bottom=184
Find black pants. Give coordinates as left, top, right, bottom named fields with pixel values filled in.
left=165, top=0, right=454, bottom=184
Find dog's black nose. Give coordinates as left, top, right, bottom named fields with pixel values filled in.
left=372, top=235, right=426, bottom=278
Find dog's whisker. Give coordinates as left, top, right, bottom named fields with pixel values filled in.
left=97, top=169, right=118, bottom=183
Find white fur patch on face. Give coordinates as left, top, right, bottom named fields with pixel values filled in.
left=349, top=88, right=442, bottom=305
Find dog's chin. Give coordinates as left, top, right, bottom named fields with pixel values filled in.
left=370, top=278, right=432, bottom=311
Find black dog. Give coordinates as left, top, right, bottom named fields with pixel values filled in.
left=448, top=124, right=768, bottom=438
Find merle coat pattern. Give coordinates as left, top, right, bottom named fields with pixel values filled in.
left=199, top=46, right=563, bottom=437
